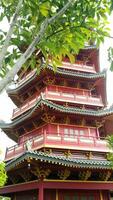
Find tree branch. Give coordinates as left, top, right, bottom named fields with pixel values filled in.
left=0, top=0, right=76, bottom=92
left=0, top=0, right=23, bottom=71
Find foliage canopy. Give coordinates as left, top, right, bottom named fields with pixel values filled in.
left=0, top=0, right=112, bottom=91
left=0, top=161, right=7, bottom=187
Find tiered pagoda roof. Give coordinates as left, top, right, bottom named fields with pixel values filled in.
left=1, top=47, right=113, bottom=199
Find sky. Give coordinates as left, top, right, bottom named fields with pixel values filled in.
left=0, top=15, right=113, bottom=159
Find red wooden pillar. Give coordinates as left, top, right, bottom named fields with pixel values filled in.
left=38, top=181, right=44, bottom=200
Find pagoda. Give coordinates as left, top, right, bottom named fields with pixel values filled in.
left=1, top=46, right=113, bottom=199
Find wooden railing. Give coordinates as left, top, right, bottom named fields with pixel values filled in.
left=5, top=134, right=108, bottom=161
left=5, top=124, right=108, bottom=161
left=12, top=85, right=103, bottom=119
left=61, top=61, right=96, bottom=73
left=18, top=124, right=99, bottom=143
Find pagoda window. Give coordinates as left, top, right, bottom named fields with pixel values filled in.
left=70, top=129, right=74, bottom=137
left=79, top=130, right=85, bottom=136
left=64, top=128, right=87, bottom=137
left=75, top=130, right=79, bottom=135
left=64, top=128, right=68, bottom=136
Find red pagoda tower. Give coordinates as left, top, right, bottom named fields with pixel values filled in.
left=1, top=45, right=113, bottom=199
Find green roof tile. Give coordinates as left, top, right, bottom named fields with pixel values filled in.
left=7, top=64, right=106, bottom=93
left=0, top=98, right=113, bottom=129
left=6, top=151, right=112, bottom=171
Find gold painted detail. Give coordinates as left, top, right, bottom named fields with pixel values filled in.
left=100, top=191, right=103, bottom=200
left=79, top=170, right=91, bottom=181
left=95, top=120, right=104, bottom=128
left=58, top=169, right=70, bottom=180
left=43, top=77, right=55, bottom=85
left=86, top=152, right=93, bottom=159
left=64, top=150, right=72, bottom=158
left=81, top=118, right=86, bottom=126
left=56, top=189, right=58, bottom=200
left=99, top=171, right=111, bottom=181
left=64, top=116, right=70, bottom=124
left=31, top=167, right=51, bottom=180
left=41, top=113, right=55, bottom=123
left=43, top=148, right=52, bottom=154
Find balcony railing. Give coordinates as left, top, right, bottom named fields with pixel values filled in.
left=5, top=124, right=109, bottom=161
left=12, top=85, right=104, bottom=119
left=60, top=61, right=96, bottom=73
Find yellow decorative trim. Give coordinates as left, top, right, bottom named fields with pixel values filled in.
left=56, top=189, right=58, bottom=200
left=2, top=179, right=113, bottom=189
left=44, top=179, right=113, bottom=183
left=100, top=191, right=103, bottom=200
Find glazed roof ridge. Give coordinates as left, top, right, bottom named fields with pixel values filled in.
left=7, top=63, right=106, bottom=93
left=0, top=97, right=113, bottom=129
left=5, top=150, right=111, bottom=171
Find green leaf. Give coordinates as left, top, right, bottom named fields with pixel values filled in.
left=39, top=2, right=50, bottom=17
left=67, top=53, right=75, bottom=63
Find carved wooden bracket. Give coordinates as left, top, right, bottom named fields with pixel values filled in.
left=79, top=170, right=91, bottom=181
left=41, top=113, right=55, bottom=123
left=99, top=171, right=111, bottom=181
left=58, top=169, right=70, bottom=180
left=31, top=167, right=51, bottom=180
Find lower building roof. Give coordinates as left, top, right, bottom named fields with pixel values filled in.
left=6, top=150, right=112, bottom=171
